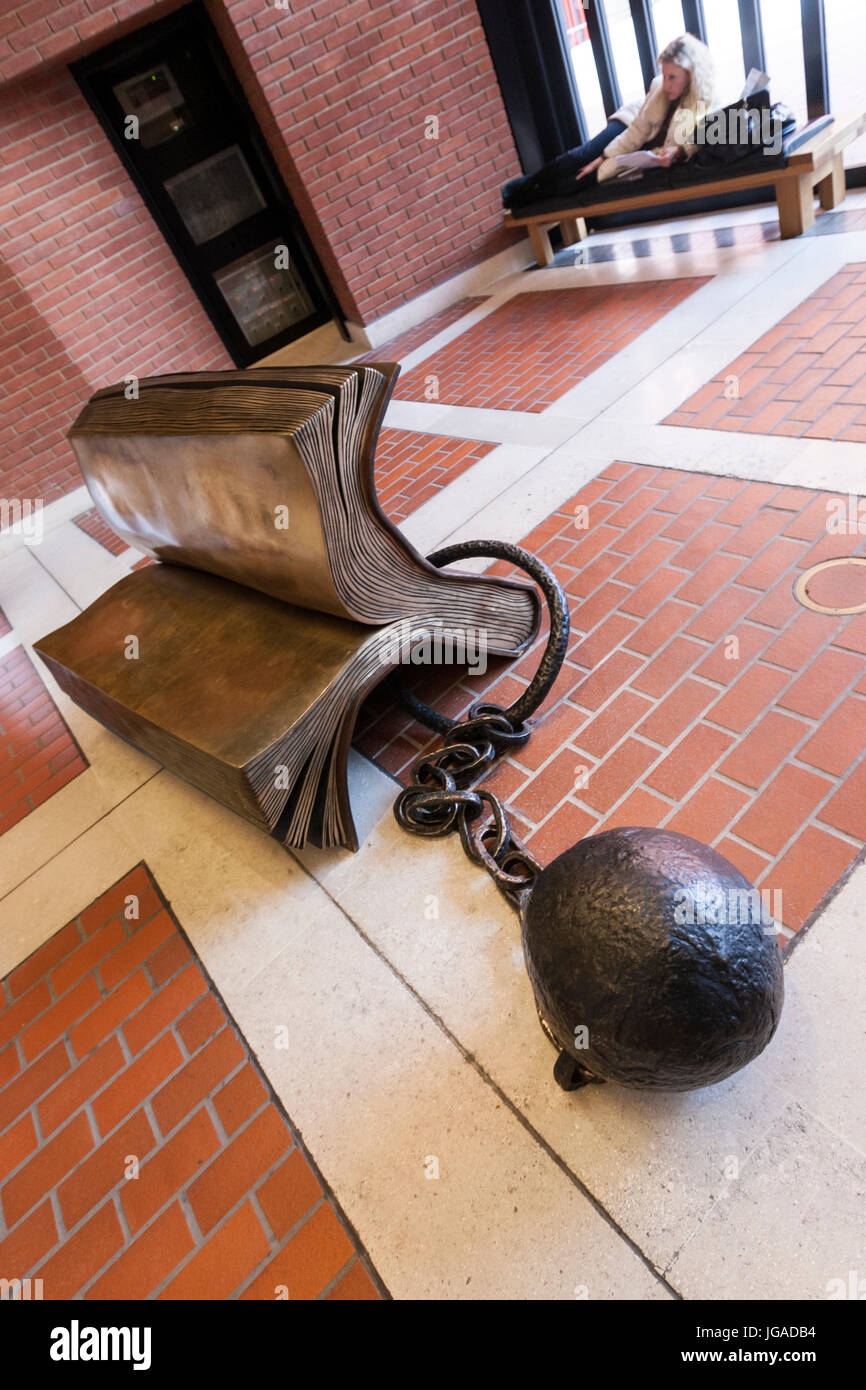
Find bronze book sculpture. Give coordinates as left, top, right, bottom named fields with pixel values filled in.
left=35, top=363, right=540, bottom=850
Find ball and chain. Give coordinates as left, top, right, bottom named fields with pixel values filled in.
left=392, top=540, right=784, bottom=1094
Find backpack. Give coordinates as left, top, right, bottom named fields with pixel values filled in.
left=692, top=91, right=796, bottom=168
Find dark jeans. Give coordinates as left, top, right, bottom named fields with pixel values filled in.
left=502, top=119, right=627, bottom=207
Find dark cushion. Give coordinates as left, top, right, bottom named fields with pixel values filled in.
left=504, top=149, right=790, bottom=217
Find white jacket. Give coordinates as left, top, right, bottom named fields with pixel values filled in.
left=598, top=77, right=712, bottom=182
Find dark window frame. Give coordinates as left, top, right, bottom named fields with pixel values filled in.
left=480, top=0, right=864, bottom=202
left=630, top=0, right=659, bottom=91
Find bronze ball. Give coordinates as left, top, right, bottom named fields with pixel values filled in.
left=521, top=827, right=784, bottom=1091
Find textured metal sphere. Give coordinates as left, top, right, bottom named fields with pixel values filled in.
left=522, top=827, right=784, bottom=1091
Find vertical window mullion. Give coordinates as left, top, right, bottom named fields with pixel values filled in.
left=738, top=0, right=766, bottom=77
left=681, top=0, right=707, bottom=44
left=583, top=0, right=623, bottom=116
left=547, top=0, right=590, bottom=143
left=800, top=0, right=829, bottom=120
left=629, top=0, right=659, bottom=90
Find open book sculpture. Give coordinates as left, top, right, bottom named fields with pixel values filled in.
left=35, top=364, right=540, bottom=851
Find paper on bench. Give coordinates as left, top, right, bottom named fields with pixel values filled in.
left=740, top=68, right=770, bottom=100
left=614, top=151, right=663, bottom=169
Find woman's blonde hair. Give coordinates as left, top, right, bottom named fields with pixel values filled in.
left=657, top=33, right=716, bottom=147
left=658, top=33, right=716, bottom=113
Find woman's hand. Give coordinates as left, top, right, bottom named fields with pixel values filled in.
left=576, top=156, right=602, bottom=179
left=652, top=145, right=681, bottom=166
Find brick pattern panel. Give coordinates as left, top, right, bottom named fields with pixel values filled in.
left=0, top=607, right=10, bottom=639
left=2, top=0, right=524, bottom=505
left=0, top=646, right=87, bottom=836
left=355, top=465, right=866, bottom=940
left=0, top=863, right=382, bottom=1301
left=375, top=428, right=496, bottom=522
left=211, top=0, right=525, bottom=325
left=666, top=263, right=866, bottom=440
left=3, top=3, right=525, bottom=326
left=394, top=280, right=710, bottom=411
left=73, top=509, right=128, bottom=556
left=2, top=61, right=231, bottom=507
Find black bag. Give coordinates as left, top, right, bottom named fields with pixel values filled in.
left=692, top=90, right=794, bottom=168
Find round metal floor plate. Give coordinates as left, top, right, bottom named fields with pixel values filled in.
left=793, top=556, right=866, bottom=615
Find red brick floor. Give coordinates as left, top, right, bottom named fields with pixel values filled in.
left=374, top=429, right=497, bottom=522
left=355, top=464, right=866, bottom=942
left=0, top=864, right=383, bottom=1301
left=73, top=509, right=127, bottom=556
left=0, top=646, right=87, bottom=836
left=393, top=280, right=710, bottom=412
left=0, top=607, right=10, bottom=639
left=665, top=262, right=866, bottom=440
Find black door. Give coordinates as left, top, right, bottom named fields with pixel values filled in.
left=71, top=1, right=344, bottom=365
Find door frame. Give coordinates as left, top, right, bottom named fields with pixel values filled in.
left=70, top=0, right=349, bottom=364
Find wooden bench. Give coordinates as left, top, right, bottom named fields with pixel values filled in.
left=505, top=110, right=866, bottom=266
left=35, top=365, right=539, bottom=852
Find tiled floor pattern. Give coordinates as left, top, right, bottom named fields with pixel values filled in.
left=666, top=262, right=866, bottom=440
left=374, top=428, right=497, bottom=522
left=356, top=296, right=488, bottom=365
left=0, top=864, right=383, bottom=1301
left=553, top=218, right=780, bottom=267
left=0, top=646, right=87, bottom=837
left=392, top=280, right=710, bottom=412
left=804, top=208, right=866, bottom=237
left=73, top=509, right=127, bottom=557
left=355, top=464, right=866, bottom=941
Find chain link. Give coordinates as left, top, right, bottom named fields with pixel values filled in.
left=393, top=540, right=569, bottom=911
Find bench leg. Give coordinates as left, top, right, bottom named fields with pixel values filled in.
left=528, top=222, right=555, bottom=268
left=776, top=177, right=816, bottom=238
left=559, top=216, right=587, bottom=246
left=817, top=153, right=846, bottom=211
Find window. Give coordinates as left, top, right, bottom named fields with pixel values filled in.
left=702, top=0, right=749, bottom=105
left=558, top=0, right=608, bottom=133
left=761, top=0, right=807, bottom=126
left=652, top=0, right=686, bottom=49
left=605, top=1, right=648, bottom=107
left=824, top=0, right=866, bottom=167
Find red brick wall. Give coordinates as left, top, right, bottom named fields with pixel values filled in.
left=211, top=0, right=523, bottom=324
left=1, top=0, right=522, bottom=505
left=1, top=61, right=232, bottom=507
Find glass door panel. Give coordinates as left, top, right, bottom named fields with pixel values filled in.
left=557, top=1, right=607, bottom=132
left=824, top=0, right=866, bottom=167
left=214, top=244, right=315, bottom=347
left=605, top=0, right=649, bottom=105
left=702, top=0, right=749, bottom=104
left=761, top=0, right=807, bottom=125
left=652, top=0, right=686, bottom=49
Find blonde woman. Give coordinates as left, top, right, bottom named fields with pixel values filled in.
left=503, top=34, right=717, bottom=208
